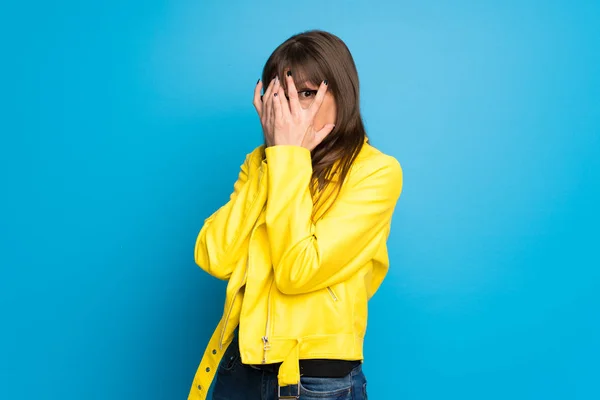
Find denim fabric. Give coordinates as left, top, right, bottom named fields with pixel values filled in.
left=212, top=336, right=368, bottom=400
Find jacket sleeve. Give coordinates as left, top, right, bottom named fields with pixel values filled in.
left=265, top=145, right=403, bottom=295
left=194, top=147, right=268, bottom=280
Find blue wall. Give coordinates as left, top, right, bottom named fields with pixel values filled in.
left=1, top=1, right=598, bottom=399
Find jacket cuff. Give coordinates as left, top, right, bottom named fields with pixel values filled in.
left=264, top=145, right=311, bottom=168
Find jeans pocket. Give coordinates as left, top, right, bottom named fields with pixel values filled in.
left=299, top=375, right=352, bottom=399
left=217, top=341, right=241, bottom=375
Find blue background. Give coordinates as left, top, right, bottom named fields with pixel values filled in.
left=1, top=1, right=599, bottom=399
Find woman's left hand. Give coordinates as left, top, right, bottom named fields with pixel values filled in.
left=254, top=74, right=335, bottom=151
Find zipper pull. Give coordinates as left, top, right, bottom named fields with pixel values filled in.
left=262, top=336, right=271, bottom=350
left=327, top=286, right=338, bottom=302
left=261, top=336, right=271, bottom=364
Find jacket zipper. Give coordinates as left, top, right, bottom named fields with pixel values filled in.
left=262, top=280, right=274, bottom=363
left=219, top=266, right=247, bottom=350
left=327, top=286, right=338, bottom=302
left=219, top=173, right=266, bottom=351
left=220, top=216, right=257, bottom=350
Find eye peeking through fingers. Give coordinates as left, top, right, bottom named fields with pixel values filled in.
left=284, top=90, right=318, bottom=101
left=300, top=90, right=318, bottom=98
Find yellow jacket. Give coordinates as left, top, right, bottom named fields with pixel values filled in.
left=188, top=140, right=403, bottom=400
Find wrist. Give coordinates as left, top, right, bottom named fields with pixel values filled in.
left=273, top=139, right=304, bottom=147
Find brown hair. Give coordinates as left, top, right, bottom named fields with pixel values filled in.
left=261, top=30, right=367, bottom=220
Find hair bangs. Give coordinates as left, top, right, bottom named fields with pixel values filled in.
left=263, top=45, right=328, bottom=92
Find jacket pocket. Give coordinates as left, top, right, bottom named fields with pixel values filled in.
left=326, top=286, right=338, bottom=302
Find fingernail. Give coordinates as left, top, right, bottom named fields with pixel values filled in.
left=286, top=70, right=292, bottom=77
left=324, top=79, right=328, bottom=85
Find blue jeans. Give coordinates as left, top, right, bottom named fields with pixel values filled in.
left=212, top=336, right=368, bottom=400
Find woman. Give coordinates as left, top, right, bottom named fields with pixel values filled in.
left=188, top=30, right=403, bottom=400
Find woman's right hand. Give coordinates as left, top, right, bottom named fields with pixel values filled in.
left=253, top=77, right=279, bottom=147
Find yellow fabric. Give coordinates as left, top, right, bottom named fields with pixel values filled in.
left=188, top=141, right=403, bottom=399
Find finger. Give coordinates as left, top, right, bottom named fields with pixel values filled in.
left=264, top=76, right=277, bottom=98
left=309, top=79, right=329, bottom=118
left=273, top=75, right=281, bottom=96
left=271, top=76, right=282, bottom=117
left=313, top=123, right=336, bottom=146
left=263, top=77, right=276, bottom=123
left=285, top=70, right=300, bottom=115
left=272, top=89, right=282, bottom=122
left=277, top=85, right=291, bottom=119
left=253, top=79, right=263, bottom=116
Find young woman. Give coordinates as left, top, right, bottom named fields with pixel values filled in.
left=188, top=30, right=403, bottom=400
